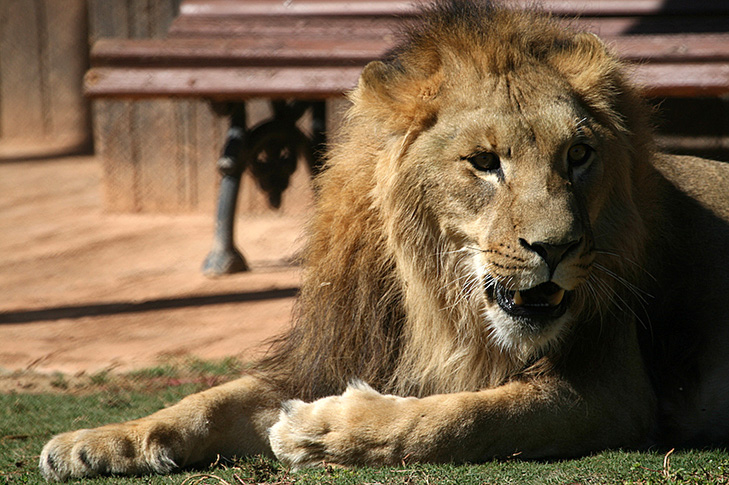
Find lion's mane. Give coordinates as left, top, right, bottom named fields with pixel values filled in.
left=259, top=0, right=657, bottom=400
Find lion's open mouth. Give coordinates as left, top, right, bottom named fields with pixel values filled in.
left=490, top=281, right=570, bottom=320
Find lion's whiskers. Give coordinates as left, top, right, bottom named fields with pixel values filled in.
left=437, top=247, right=476, bottom=257
left=587, top=271, right=651, bottom=331
left=439, top=272, right=479, bottom=312
left=594, top=249, right=657, bottom=282
left=593, top=262, right=652, bottom=306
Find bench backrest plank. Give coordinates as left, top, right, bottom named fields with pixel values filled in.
left=85, top=0, right=729, bottom=99
left=89, top=33, right=729, bottom=67
left=171, top=0, right=729, bottom=38
left=177, top=0, right=729, bottom=17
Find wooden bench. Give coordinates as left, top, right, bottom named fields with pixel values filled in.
left=84, top=0, right=729, bottom=276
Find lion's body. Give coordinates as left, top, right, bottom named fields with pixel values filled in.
left=639, top=154, right=729, bottom=444
left=40, top=1, right=729, bottom=480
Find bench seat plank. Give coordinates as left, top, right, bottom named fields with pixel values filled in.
left=84, top=66, right=365, bottom=99
left=85, top=62, right=729, bottom=99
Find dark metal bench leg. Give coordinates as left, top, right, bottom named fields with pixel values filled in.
left=202, top=103, right=250, bottom=277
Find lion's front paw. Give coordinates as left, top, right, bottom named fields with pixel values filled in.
left=268, top=397, right=327, bottom=469
left=39, top=426, right=178, bottom=481
left=269, top=381, right=409, bottom=469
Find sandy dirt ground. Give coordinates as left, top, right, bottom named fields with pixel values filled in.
left=0, top=155, right=307, bottom=381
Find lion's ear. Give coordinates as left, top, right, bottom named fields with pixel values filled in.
left=351, top=57, right=443, bottom=135
left=550, top=31, right=653, bottom=146
left=552, top=33, right=612, bottom=86
left=549, top=32, right=627, bottom=116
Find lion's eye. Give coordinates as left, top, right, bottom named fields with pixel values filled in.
left=567, top=143, right=593, bottom=167
left=467, top=152, right=500, bottom=172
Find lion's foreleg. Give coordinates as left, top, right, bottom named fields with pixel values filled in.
left=40, top=375, right=281, bottom=481
left=269, top=378, right=653, bottom=468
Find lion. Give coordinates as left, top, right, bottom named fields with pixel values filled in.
left=40, top=0, right=729, bottom=480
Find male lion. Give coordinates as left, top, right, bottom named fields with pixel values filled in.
left=41, top=0, right=729, bottom=480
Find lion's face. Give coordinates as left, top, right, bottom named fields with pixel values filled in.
left=398, top=67, right=624, bottom=350
left=346, top=6, right=648, bottom=365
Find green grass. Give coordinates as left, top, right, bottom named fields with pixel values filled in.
left=125, top=356, right=246, bottom=382
left=3, top=361, right=729, bottom=484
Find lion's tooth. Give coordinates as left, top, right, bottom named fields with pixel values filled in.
left=513, top=291, right=524, bottom=306
left=547, top=289, right=566, bottom=306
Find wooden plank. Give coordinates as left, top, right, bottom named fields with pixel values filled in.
left=179, top=0, right=417, bottom=17
left=90, top=37, right=388, bottom=67
left=87, top=0, right=132, bottom=41
left=193, top=102, right=225, bottom=213
left=43, top=0, right=90, bottom=150
left=90, top=33, right=729, bottom=68
left=0, top=0, right=44, bottom=140
left=178, top=0, right=729, bottom=17
left=522, top=0, right=729, bottom=16
left=85, top=66, right=365, bottom=99
left=129, top=0, right=153, bottom=38
left=170, top=15, right=402, bottom=38
left=94, top=100, right=139, bottom=212
left=610, top=34, right=729, bottom=62
left=632, top=63, right=729, bottom=97
left=176, top=100, right=196, bottom=210
left=520, top=0, right=729, bottom=17
left=134, top=99, right=184, bottom=211
left=0, top=0, right=90, bottom=157
left=88, top=0, right=181, bottom=40
left=171, top=0, right=729, bottom=38
left=170, top=12, right=729, bottom=39
left=113, top=98, right=225, bottom=213
left=85, top=61, right=729, bottom=99
left=171, top=99, right=225, bottom=212
left=569, top=16, right=729, bottom=36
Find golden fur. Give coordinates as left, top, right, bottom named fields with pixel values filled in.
left=40, top=1, right=729, bottom=479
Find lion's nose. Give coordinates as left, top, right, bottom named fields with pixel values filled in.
left=519, top=238, right=582, bottom=275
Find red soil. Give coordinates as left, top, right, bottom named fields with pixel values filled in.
left=0, top=156, right=306, bottom=380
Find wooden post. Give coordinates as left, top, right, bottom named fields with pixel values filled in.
left=0, top=0, right=91, bottom=159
